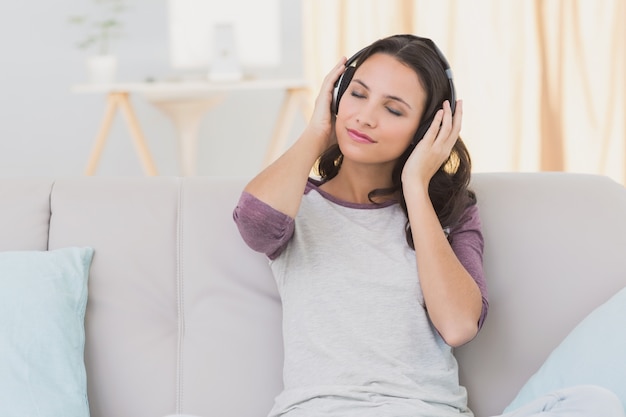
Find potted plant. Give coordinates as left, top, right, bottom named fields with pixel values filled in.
left=68, top=0, right=127, bottom=84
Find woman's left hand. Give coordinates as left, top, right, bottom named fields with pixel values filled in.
left=401, top=99, right=463, bottom=189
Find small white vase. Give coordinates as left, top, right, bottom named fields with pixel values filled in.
left=86, top=54, right=118, bottom=84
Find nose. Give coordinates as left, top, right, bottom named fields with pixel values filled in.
left=356, top=103, right=377, bottom=128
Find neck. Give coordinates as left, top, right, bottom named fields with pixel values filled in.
left=321, top=160, right=397, bottom=204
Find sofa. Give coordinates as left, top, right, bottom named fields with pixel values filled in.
left=1, top=172, right=625, bottom=417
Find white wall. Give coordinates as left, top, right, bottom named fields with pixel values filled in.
left=0, top=0, right=305, bottom=177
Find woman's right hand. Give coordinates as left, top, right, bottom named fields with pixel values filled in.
left=305, top=57, right=348, bottom=148
left=242, top=58, right=348, bottom=218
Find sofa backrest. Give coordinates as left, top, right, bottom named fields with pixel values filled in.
left=1, top=177, right=283, bottom=417
left=1, top=173, right=625, bottom=417
left=456, top=172, right=626, bottom=415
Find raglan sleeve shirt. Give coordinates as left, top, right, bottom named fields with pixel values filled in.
left=232, top=185, right=489, bottom=330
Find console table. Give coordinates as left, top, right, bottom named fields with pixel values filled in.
left=72, top=78, right=311, bottom=176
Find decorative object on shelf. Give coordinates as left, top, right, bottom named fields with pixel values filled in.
left=84, top=54, right=118, bottom=84
left=68, top=0, right=127, bottom=84
left=168, top=0, right=282, bottom=81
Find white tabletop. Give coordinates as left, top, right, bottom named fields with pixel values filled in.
left=71, top=78, right=310, bottom=96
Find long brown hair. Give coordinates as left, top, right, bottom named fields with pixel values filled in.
left=316, top=35, right=476, bottom=248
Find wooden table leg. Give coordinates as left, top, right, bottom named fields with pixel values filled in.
left=149, top=96, right=225, bottom=176
left=85, top=93, right=120, bottom=175
left=117, top=93, right=158, bottom=176
left=263, top=87, right=312, bottom=167
left=85, top=92, right=158, bottom=176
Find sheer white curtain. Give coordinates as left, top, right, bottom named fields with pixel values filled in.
left=302, top=0, right=626, bottom=185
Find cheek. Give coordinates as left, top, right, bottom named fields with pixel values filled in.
left=334, top=114, right=346, bottom=138
left=337, top=95, right=357, bottom=121
left=334, top=105, right=354, bottom=138
left=391, top=120, right=419, bottom=147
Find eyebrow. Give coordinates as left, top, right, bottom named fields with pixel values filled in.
left=353, top=79, right=413, bottom=109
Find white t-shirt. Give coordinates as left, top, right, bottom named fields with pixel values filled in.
left=234, top=179, right=487, bottom=417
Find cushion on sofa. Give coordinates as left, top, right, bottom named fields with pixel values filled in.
left=504, top=286, right=626, bottom=412
left=0, top=247, right=94, bottom=417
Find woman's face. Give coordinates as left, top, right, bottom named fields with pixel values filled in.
left=335, top=52, right=426, bottom=167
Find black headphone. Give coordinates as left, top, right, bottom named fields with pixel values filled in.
left=331, top=35, right=456, bottom=144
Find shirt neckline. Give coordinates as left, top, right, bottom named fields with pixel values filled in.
left=306, top=177, right=399, bottom=210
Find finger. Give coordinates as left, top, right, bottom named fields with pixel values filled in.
left=435, top=100, right=453, bottom=141
left=450, top=99, right=463, bottom=137
left=421, top=109, right=444, bottom=143
left=317, top=58, right=348, bottom=112
left=322, top=57, right=348, bottom=88
left=314, top=58, right=348, bottom=111
left=438, top=100, right=463, bottom=151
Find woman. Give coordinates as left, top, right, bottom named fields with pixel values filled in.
left=233, top=34, right=623, bottom=417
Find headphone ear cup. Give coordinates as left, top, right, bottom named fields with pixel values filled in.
left=332, top=66, right=356, bottom=115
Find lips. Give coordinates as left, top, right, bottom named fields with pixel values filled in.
left=347, top=129, right=375, bottom=144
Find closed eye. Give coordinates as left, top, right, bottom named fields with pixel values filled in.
left=386, top=107, right=402, bottom=116
left=352, top=79, right=413, bottom=110
left=350, top=81, right=405, bottom=116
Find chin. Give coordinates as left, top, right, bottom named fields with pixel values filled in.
left=341, top=148, right=398, bottom=168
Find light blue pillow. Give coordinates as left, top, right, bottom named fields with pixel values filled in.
left=0, top=247, right=94, bottom=417
left=505, top=286, right=626, bottom=412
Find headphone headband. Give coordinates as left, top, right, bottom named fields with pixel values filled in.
left=332, top=35, right=456, bottom=119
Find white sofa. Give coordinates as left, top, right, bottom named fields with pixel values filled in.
left=1, top=172, right=625, bottom=417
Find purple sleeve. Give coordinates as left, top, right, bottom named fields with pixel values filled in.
left=232, top=192, right=295, bottom=260
left=449, top=204, right=489, bottom=330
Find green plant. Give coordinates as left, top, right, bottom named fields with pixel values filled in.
left=68, top=0, right=127, bottom=55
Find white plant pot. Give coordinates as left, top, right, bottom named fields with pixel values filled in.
left=86, top=55, right=118, bottom=84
